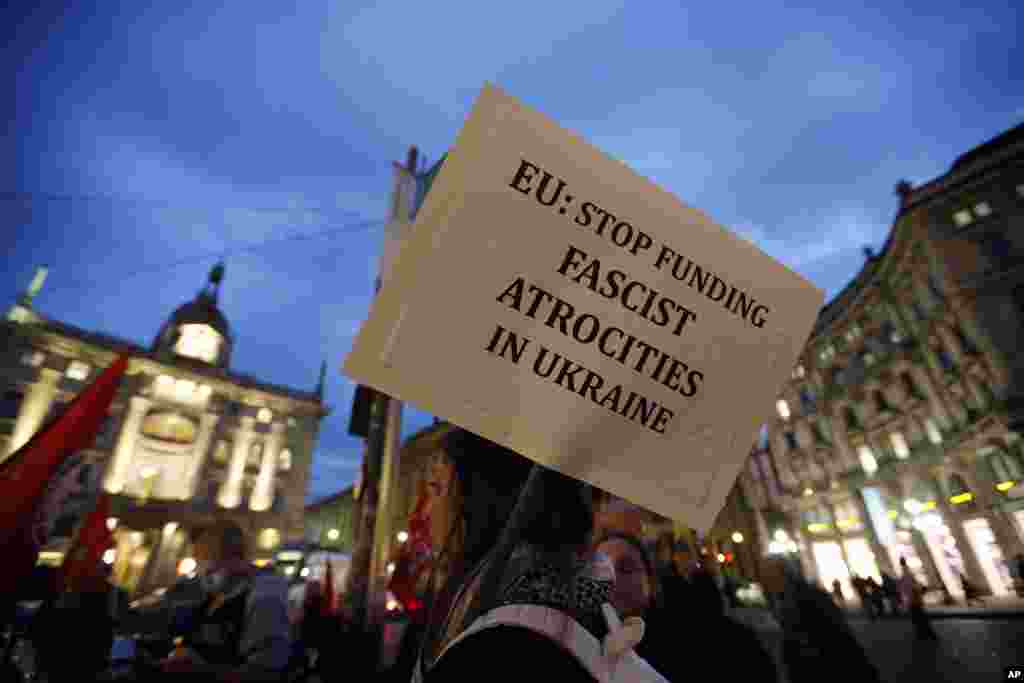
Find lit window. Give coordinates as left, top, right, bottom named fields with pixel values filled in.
left=21, top=350, right=45, bottom=367
left=174, top=324, right=222, bottom=364
left=257, top=408, right=273, bottom=424
left=863, top=352, right=876, bottom=367
left=213, top=441, right=231, bottom=464
left=953, top=210, right=973, bottom=227
left=925, top=418, right=943, bottom=444
left=973, top=202, right=992, bottom=217
left=278, top=449, right=292, bottom=471
left=784, top=431, right=799, bottom=450
left=174, top=379, right=197, bottom=403
left=777, top=400, right=791, bottom=420
left=259, top=528, right=280, bottom=550
left=66, top=361, right=91, bottom=381
left=858, top=445, right=878, bottom=476
left=155, top=375, right=175, bottom=393
left=890, top=432, right=910, bottom=459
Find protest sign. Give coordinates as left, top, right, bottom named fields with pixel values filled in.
left=344, top=84, right=823, bottom=530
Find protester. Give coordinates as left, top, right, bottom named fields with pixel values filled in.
left=864, top=576, right=884, bottom=619
left=653, top=534, right=689, bottom=614
left=899, top=557, right=937, bottom=640
left=157, top=520, right=291, bottom=681
left=412, top=427, right=667, bottom=682
left=880, top=573, right=900, bottom=615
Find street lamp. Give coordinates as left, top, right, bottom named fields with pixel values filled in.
left=732, top=532, right=744, bottom=544
left=327, top=528, right=340, bottom=541
left=396, top=530, right=409, bottom=543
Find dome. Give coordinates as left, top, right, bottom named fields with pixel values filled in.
left=165, top=293, right=232, bottom=343
left=152, top=263, right=233, bottom=368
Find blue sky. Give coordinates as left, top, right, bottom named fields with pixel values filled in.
left=5, top=2, right=1021, bottom=502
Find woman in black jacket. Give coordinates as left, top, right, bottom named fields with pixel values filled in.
left=411, top=428, right=665, bottom=682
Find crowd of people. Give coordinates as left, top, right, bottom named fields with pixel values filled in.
left=2, top=427, right=908, bottom=682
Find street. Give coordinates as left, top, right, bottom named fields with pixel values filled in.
left=848, top=616, right=1024, bottom=682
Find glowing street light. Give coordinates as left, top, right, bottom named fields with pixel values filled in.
left=327, top=528, right=340, bottom=541
left=396, top=530, right=409, bottom=543
left=731, top=532, right=744, bottom=544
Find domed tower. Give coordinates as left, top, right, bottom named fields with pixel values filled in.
left=152, top=263, right=233, bottom=369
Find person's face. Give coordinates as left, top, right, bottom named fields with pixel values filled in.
left=599, top=538, right=652, bottom=619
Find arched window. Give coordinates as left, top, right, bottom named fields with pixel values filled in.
left=212, top=440, right=231, bottom=465
left=989, top=449, right=1024, bottom=483
left=174, top=324, right=223, bottom=364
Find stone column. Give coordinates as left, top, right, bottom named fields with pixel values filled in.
left=4, top=367, right=61, bottom=461
left=105, top=396, right=151, bottom=494
left=184, top=412, right=220, bottom=500
left=250, top=422, right=284, bottom=512
left=219, top=417, right=255, bottom=509
left=928, top=473, right=988, bottom=593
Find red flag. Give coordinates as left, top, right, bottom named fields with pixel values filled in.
left=59, top=493, right=115, bottom=591
left=0, top=355, right=128, bottom=595
left=322, top=559, right=337, bottom=617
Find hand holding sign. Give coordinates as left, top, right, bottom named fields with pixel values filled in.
left=344, top=84, right=823, bottom=530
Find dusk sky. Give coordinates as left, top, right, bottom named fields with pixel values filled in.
left=6, top=2, right=1022, bottom=502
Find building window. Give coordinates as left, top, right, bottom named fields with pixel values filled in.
left=777, top=400, right=791, bottom=420
left=21, top=350, right=45, bottom=368
left=258, top=528, right=281, bottom=551
left=257, top=408, right=273, bottom=424
left=902, top=374, right=924, bottom=400
left=140, top=410, right=198, bottom=445
left=924, top=418, right=943, bottom=444
left=792, top=364, right=806, bottom=380
left=845, top=406, right=863, bottom=432
left=983, top=235, right=1014, bottom=270
left=66, top=361, right=91, bottom=381
left=953, top=209, right=973, bottom=227
left=174, top=324, right=222, bottom=364
left=813, top=421, right=832, bottom=446
left=973, top=201, right=992, bottom=218
left=800, top=388, right=817, bottom=414
left=784, top=431, right=798, bottom=450
left=1017, top=184, right=1024, bottom=198
left=937, top=349, right=956, bottom=371
left=858, top=445, right=878, bottom=476
left=989, top=450, right=1024, bottom=482
left=873, top=391, right=891, bottom=415
left=890, top=432, right=910, bottom=459
left=1, top=389, right=24, bottom=420
left=818, top=344, right=836, bottom=365
left=862, top=351, right=876, bottom=367
left=213, top=440, right=231, bottom=465
left=279, top=449, right=292, bottom=471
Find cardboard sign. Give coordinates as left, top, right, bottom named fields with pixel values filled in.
left=344, top=84, right=823, bottom=531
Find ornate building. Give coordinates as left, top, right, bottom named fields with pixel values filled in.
left=737, top=123, right=1024, bottom=601
left=1, top=265, right=328, bottom=594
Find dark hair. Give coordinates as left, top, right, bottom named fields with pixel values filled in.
left=421, top=428, right=595, bottom=664
left=596, top=531, right=663, bottom=610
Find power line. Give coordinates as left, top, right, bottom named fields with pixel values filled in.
left=0, top=191, right=374, bottom=219
left=52, top=216, right=386, bottom=290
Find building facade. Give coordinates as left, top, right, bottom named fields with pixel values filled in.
left=737, top=124, right=1024, bottom=601
left=304, top=487, right=356, bottom=552
left=1, top=265, right=327, bottom=594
